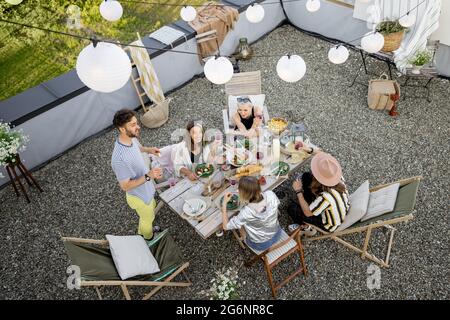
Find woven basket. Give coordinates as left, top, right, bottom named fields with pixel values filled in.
left=382, top=30, right=405, bottom=52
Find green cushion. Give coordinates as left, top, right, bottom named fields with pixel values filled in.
left=63, top=229, right=184, bottom=281
left=350, top=179, right=420, bottom=228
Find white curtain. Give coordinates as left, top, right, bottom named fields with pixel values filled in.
left=392, top=0, right=442, bottom=72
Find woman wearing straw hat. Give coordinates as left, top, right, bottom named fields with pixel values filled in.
left=288, top=152, right=350, bottom=236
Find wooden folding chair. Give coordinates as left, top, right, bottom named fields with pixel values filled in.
left=233, top=228, right=307, bottom=298
left=62, top=230, right=191, bottom=300
left=222, top=71, right=270, bottom=136
left=303, top=176, right=422, bottom=268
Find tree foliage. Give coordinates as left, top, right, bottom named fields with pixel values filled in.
left=0, top=0, right=204, bottom=101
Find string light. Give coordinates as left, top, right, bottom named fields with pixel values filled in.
left=246, top=4, right=265, bottom=23
left=328, top=45, right=349, bottom=64
left=180, top=6, right=197, bottom=22
left=276, top=55, right=306, bottom=82
left=5, top=0, right=23, bottom=4
left=99, top=0, right=123, bottom=22
left=305, top=0, right=321, bottom=13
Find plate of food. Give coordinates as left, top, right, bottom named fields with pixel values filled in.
left=195, top=163, right=214, bottom=177
left=271, top=161, right=290, bottom=176
left=183, top=198, right=207, bottom=217
left=220, top=194, right=240, bottom=211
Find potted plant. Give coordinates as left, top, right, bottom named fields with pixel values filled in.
left=376, top=20, right=407, bottom=52
left=409, top=49, right=432, bottom=74
left=0, top=122, right=29, bottom=170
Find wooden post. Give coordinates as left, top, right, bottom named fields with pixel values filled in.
left=361, top=227, right=373, bottom=259
left=121, top=284, right=131, bottom=300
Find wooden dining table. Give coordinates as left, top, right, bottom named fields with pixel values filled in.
left=158, top=142, right=318, bottom=240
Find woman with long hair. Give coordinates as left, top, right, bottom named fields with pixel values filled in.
left=221, top=176, right=282, bottom=251
left=171, top=120, right=218, bottom=181
left=288, top=152, right=350, bottom=236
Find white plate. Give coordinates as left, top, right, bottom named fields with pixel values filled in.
left=183, top=198, right=207, bottom=217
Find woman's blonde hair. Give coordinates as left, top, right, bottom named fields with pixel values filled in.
left=238, top=176, right=263, bottom=203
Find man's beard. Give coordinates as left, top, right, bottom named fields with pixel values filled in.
left=125, top=128, right=139, bottom=138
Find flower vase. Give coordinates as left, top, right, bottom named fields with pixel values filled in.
left=412, top=65, right=423, bottom=74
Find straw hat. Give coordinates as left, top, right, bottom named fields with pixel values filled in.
left=310, top=152, right=342, bottom=187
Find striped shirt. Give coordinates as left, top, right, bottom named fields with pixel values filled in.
left=309, top=188, right=350, bottom=232
left=111, top=137, right=155, bottom=204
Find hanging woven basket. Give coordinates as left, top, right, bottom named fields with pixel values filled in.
left=382, top=30, right=405, bottom=52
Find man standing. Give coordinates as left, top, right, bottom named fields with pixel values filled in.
left=111, top=109, right=162, bottom=240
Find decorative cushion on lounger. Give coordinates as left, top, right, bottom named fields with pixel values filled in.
left=228, top=94, right=265, bottom=126
left=106, top=235, right=160, bottom=280
left=336, top=180, right=370, bottom=231
left=361, top=183, right=400, bottom=222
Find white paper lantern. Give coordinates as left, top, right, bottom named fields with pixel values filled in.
left=246, top=4, right=265, bottom=23
left=5, top=0, right=23, bottom=5
left=180, top=6, right=197, bottom=22
left=99, top=0, right=123, bottom=22
left=204, top=56, right=234, bottom=85
left=399, top=12, right=416, bottom=28
left=328, top=45, right=349, bottom=64
left=276, top=55, right=306, bottom=83
left=305, top=0, right=321, bottom=13
left=361, top=32, right=384, bottom=54
left=76, top=42, right=132, bottom=93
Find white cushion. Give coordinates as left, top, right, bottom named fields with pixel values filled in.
left=361, top=183, right=400, bottom=222
left=228, top=94, right=265, bottom=126
left=336, top=180, right=370, bottom=231
left=106, top=235, right=160, bottom=280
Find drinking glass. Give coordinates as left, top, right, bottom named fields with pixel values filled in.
left=168, top=176, right=176, bottom=188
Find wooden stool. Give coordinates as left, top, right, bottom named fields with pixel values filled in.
left=5, top=154, right=43, bottom=203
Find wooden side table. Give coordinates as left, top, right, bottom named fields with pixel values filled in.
left=5, top=154, right=43, bottom=203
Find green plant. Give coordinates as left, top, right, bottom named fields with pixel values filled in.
left=0, top=122, right=29, bottom=170
left=376, top=20, right=407, bottom=35
left=199, top=266, right=241, bottom=300
left=409, top=50, right=432, bottom=66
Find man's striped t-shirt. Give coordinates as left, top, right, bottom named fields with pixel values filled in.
left=309, top=188, right=350, bottom=232
left=111, top=137, right=155, bottom=204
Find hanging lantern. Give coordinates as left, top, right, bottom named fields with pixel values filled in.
left=180, top=6, right=197, bottom=22
left=305, top=0, right=321, bottom=13
left=204, top=56, right=234, bottom=85
left=361, top=32, right=384, bottom=54
left=399, top=12, right=416, bottom=28
left=99, top=0, right=123, bottom=22
left=5, top=0, right=23, bottom=4
left=236, top=37, right=253, bottom=60
left=276, top=55, right=306, bottom=83
left=246, top=3, right=265, bottom=23
left=76, top=42, right=132, bottom=93
left=328, top=45, right=349, bottom=64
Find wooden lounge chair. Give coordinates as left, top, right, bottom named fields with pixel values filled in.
left=303, top=176, right=422, bottom=268
left=233, top=228, right=307, bottom=299
left=222, top=71, right=270, bottom=136
left=62, top=229, right=191, bottom=300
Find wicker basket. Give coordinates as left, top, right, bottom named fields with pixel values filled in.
left=382, top=30, right=405, bottom=52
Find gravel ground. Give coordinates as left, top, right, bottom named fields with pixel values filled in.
left=0, top=25, right=449, bottom=300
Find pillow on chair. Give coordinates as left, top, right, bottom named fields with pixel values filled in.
left=106, top=235, right=160, bottom=280
left=336, top=180, right=370, bottom=231
left=228, top=94, right=265, bottom=126
left=361, top=183, right=400, bottom=222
